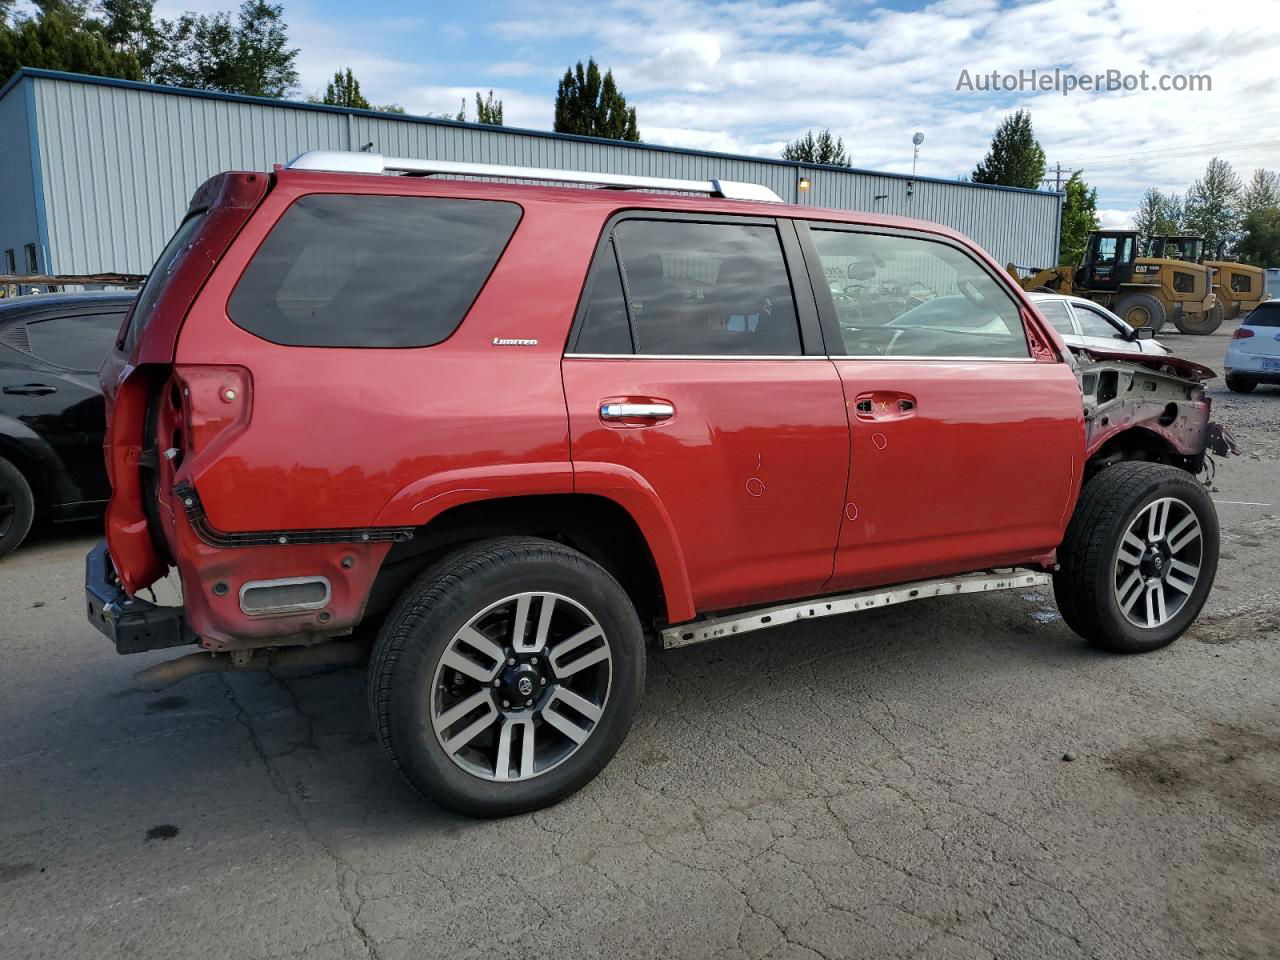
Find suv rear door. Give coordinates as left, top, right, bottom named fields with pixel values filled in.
left=563, top=213, right=849, bottom=613
left=797, top=221, right=1082, bottom=589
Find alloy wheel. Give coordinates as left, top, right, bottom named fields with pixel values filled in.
left=430, top=592, right=613, bottom=781
left=1114, top=496, right=1202, bottom=629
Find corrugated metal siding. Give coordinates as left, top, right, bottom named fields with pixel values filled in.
left=0, top=79, right=41, bottom=274
left=25, top=74, right=1060, bottom=276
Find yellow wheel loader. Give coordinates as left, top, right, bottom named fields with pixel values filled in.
left=1148, top=235, right=1265, bottom=333
left=1008, top=230, right=1216, bottom=335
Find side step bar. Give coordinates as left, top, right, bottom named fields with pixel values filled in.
left=660, top=570, right=1051, bottom=650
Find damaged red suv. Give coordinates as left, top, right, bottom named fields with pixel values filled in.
left=87, top=151, right=1235, bottom=816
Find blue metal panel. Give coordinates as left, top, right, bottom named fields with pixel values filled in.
left=0, top=77, right=42, bottom=275
left=18, top=68, right=1063, bottom=277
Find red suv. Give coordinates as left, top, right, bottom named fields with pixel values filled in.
left=87, top=152, right=1230, bottom=817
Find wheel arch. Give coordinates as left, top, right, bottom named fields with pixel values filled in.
left=366, top=492, right=693, bottom=629
left=1085, top=424, right=1201, bottom=481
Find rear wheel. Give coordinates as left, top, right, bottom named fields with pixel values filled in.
left=368, top=537, right=645, bottom=817
left=1054, top=462, right=1217, bottom=653
left=1225, top=373, right=1256, bottom=393
left=1113, top=293, right=1167, bottom=334
left=0, top=457, right=36, bottom=559
left=1175, top=301, right=1224, bottom=335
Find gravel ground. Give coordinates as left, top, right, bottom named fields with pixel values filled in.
left=1, top=321, right=1277, bottom=960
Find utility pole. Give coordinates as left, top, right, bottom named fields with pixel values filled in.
left=1043, top=162, right=1065, bottom=191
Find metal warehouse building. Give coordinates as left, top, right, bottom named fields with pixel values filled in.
left=0, top=67, right=1063, bottom=278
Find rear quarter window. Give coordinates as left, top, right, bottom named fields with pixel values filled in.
left=1244, top=302, right=1280, bottom=327
left=228, top=194, right=521, bottom=348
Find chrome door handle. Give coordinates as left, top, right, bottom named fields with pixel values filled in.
left=600, top=402, right=675, bottom=421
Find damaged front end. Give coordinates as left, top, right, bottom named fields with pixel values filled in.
left=1070, top=347, right=1240, bottom=478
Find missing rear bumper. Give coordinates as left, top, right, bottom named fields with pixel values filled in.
left=85, top=541, right=195, bottom=654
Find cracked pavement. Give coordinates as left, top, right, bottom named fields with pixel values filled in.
left=2, top=326, right=1278, bottom=959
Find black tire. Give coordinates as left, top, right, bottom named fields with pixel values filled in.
left=0, top=456, right=36, bottom=559
left=1225, top=373, right=1256, bottom=394
left=1113, top=293, right=1166, bottom=334
left=1054, top=462, right=1218, bottom=654
left=368, top=536, right=645, bottom=817
left=1175, top=301, right=1224, bottom=335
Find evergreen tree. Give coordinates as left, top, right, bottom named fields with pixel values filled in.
left=474, top=89, right=502, bottom=125
left=1058, top=171, right=1098, bottom=266
left=99, top=0, right=160, bottom=75
left=554, top=58, right=639, bottom=141
left=318, top=67, right=368, bottom=108
left=781, top=129, right=850, bottom=166
left=1183, top=157, right=1242, bottom=255
left=971, top=109, right=1046, bottom=189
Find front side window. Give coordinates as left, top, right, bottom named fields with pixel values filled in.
left=1230, top=272, right=1252, bottom=293
left=1072, top=303, right=1123, bottom=339
left=606, top=220, right=801, bottom=356
left=810, top=228, right=1029, bottom=358
left=26, top=312, right=128, bottom=370
left=230, top=194, right=521, bottom=348
left=1034, top=299, right=1075, bottom=335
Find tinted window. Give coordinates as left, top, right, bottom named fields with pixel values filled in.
left=1035, top=299, right=1075, bottom=335
left=612, top=220, right=800, bottom=356
left=125, top=212, right=207, bottom=349
left=229, top=195, right=520, bottom=348
left=1073, top=303, right=1122, bottom=339
left=1245, top=302, right=1280, bottom=327
left=810, top=229, right=1029, bottom=358
left=575, top=239, right=633, bottom=354
left=26, top=312, right=127, bottom=369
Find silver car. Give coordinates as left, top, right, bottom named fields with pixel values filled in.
left=1029, top=293, right=1171, bottom=356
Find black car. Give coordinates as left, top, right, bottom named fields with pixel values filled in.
left=0, top=292, right=136, bottom=556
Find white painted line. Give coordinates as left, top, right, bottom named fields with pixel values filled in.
left=1212, top=500, right=1272, bottom=506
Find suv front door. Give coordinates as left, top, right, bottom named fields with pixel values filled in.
left=798, top=222, right=1082, bottom=590
left=563, top=214, right=850, bottom=614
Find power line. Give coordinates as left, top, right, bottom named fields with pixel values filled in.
left=1055, top=135, right=1280, bottom=167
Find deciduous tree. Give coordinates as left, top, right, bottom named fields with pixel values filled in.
left=1058, top=171, right=1098, bottom=265
left=781, top=129, right=850, bottom=166
left=1183, top=157, right=1242, bottom=255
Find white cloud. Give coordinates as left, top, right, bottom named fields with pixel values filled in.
left=1097, top=208, right=1134, bottom=230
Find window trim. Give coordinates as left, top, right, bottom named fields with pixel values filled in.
left=795, top=220, right=1039, bottom=362
left=565, top=209, right=825, bottom=358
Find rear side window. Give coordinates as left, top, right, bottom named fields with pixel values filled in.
left=598, top=220, right=801, bottom=356
left=1034, top=299, right=1074, bottom=335
left=27, top=312, right=128, bottom=370
left=1245, top=302, right=1280, bottom=327
left=124, top=212, right=207, bottom=349
left=229, top=194, right=520, bottom=348
left=576, top=239, right=633, bottom=354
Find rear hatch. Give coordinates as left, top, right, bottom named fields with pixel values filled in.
left=102, top=172, right=269, bottom=593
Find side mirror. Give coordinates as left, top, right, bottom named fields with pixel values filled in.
left=1132, top=327, right=1154, bottom=340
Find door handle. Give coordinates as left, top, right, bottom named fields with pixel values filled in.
left=600, top=401, right=675, bottom=422
left=853, top=391, right=916, bottom=421
left=3, top=383, right=57, bottom=396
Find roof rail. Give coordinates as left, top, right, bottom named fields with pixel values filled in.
left=285, top=151, right=783, bottom=203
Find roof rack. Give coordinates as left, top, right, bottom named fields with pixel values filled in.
left=285, top=151, right=783, bottom=203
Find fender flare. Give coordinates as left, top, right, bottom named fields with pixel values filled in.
left=372, top=460, right=697, bottom=624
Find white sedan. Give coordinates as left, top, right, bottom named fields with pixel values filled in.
left=1224, top=300, right=1280, bottom=393
left=1029, top=293, right=1171, bottom=356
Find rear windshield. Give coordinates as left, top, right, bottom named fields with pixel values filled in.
left=1244, top=302, right=1280, bottom=327
left=228, top=194, right=521, bottom=348
left=122, top=212, right=207, bottom=349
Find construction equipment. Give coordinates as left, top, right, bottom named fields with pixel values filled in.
left=1148, top=235, right=1265, bottom=333
left=1007, top=230, right=1216, bottom=335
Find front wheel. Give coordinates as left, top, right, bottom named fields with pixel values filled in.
left=368, top=537, right=645, bottom=817
left=0, top=457, right=36, bottom=559
left=1054, top=462, right=1218, bottom=653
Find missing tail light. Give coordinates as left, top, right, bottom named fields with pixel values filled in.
left=167, top=366, right=253, bottom=465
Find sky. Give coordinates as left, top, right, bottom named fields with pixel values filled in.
left=155, top=0, right=1280, bottom=226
